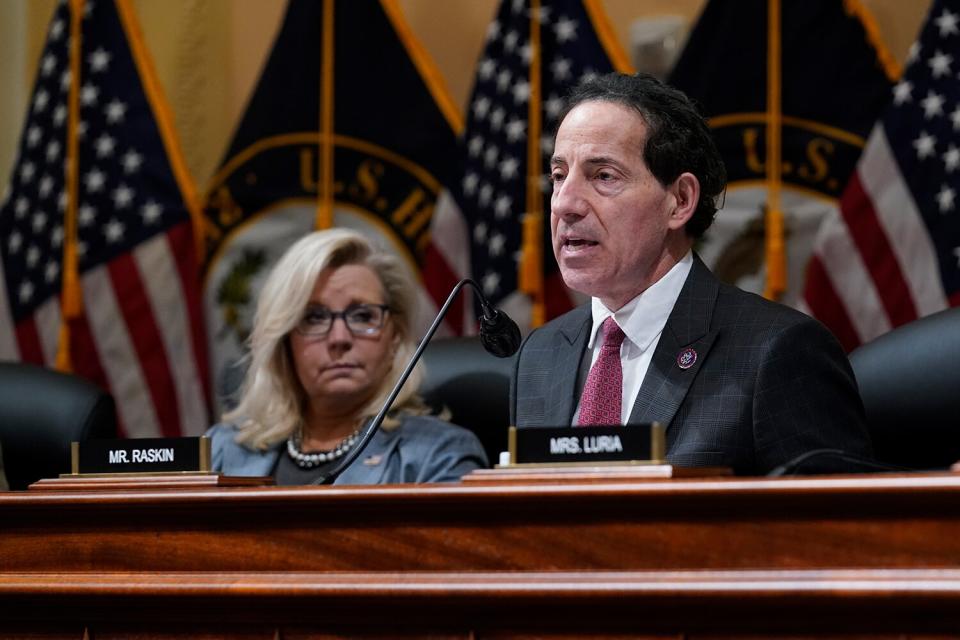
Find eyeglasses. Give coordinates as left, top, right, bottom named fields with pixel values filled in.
left=295, top=303, right=391, bottom=337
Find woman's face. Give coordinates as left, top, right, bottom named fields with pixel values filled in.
left=289, top=263, right=397, bottom=417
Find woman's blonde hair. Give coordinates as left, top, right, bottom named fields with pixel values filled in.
left=224, top=229, right=428, bottom=450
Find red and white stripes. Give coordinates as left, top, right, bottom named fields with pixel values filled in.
left=804, top=125, right=950, bottom=351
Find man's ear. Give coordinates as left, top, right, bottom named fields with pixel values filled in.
left=667, top=172, right=700, bottom=231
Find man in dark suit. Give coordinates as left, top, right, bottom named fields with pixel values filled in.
left=510, top=73, right=872, bottom=475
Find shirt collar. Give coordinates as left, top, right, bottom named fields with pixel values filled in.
left=587, top=251, right=693, bottom=352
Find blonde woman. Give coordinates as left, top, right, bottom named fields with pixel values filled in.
left=206, top=229, right=487, bottom=484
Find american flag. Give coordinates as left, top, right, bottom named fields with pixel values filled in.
left=0, top=0, right=210, bottom=437
left=803, top=0, right=960, bottom=351
left=460, top=0, right=630, bottom=330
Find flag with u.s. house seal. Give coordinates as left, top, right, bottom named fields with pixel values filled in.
left=202, top=0, right=469, bottom=412
left=668, top=0, right=896, bottom=307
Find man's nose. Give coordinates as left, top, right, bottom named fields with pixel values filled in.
left=550, top=173, right=587, bottom=221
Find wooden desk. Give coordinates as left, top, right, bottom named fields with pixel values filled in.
left=2, top=473, right=960, bottom=638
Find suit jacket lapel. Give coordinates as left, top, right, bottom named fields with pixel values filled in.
left=545, top=306, right=591, bottom=425
left=629, top=255, right=719, bottom=426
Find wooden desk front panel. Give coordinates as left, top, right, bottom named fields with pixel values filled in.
left=2, top=474, right=960, bottom=637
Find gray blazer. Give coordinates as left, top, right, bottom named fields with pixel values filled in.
left=511, top=255, right=873, bottom=475
left=207, top=414, right=488, bottom=484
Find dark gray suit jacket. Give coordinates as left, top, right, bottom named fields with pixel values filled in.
left=510, top=256, right=872, bottom=475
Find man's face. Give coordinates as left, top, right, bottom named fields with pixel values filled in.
left=550, top=100, right=690, bottom=310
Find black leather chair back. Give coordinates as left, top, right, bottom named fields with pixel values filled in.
left=420, top=337, right=515, bottom=465
left=849, top=306, right=960, bottom=469
left=0, top=362, right=117, bottom=489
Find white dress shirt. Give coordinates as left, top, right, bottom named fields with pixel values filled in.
left=573, top=251, right=693, bottom=425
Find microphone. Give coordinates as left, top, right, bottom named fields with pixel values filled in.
left=318, top=278, right=520, bottom=484
left=478, top=295, right=522, bottom=358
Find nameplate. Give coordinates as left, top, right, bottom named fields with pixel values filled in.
left=508, top=423, right=665, bottom=465
left=71, top=437, right=211, bottom=475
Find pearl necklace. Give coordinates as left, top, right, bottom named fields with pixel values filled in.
left=286, top=427, right=361, bottom=469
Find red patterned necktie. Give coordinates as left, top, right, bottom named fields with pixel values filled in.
left=577, top=317, right=626, bottom=426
